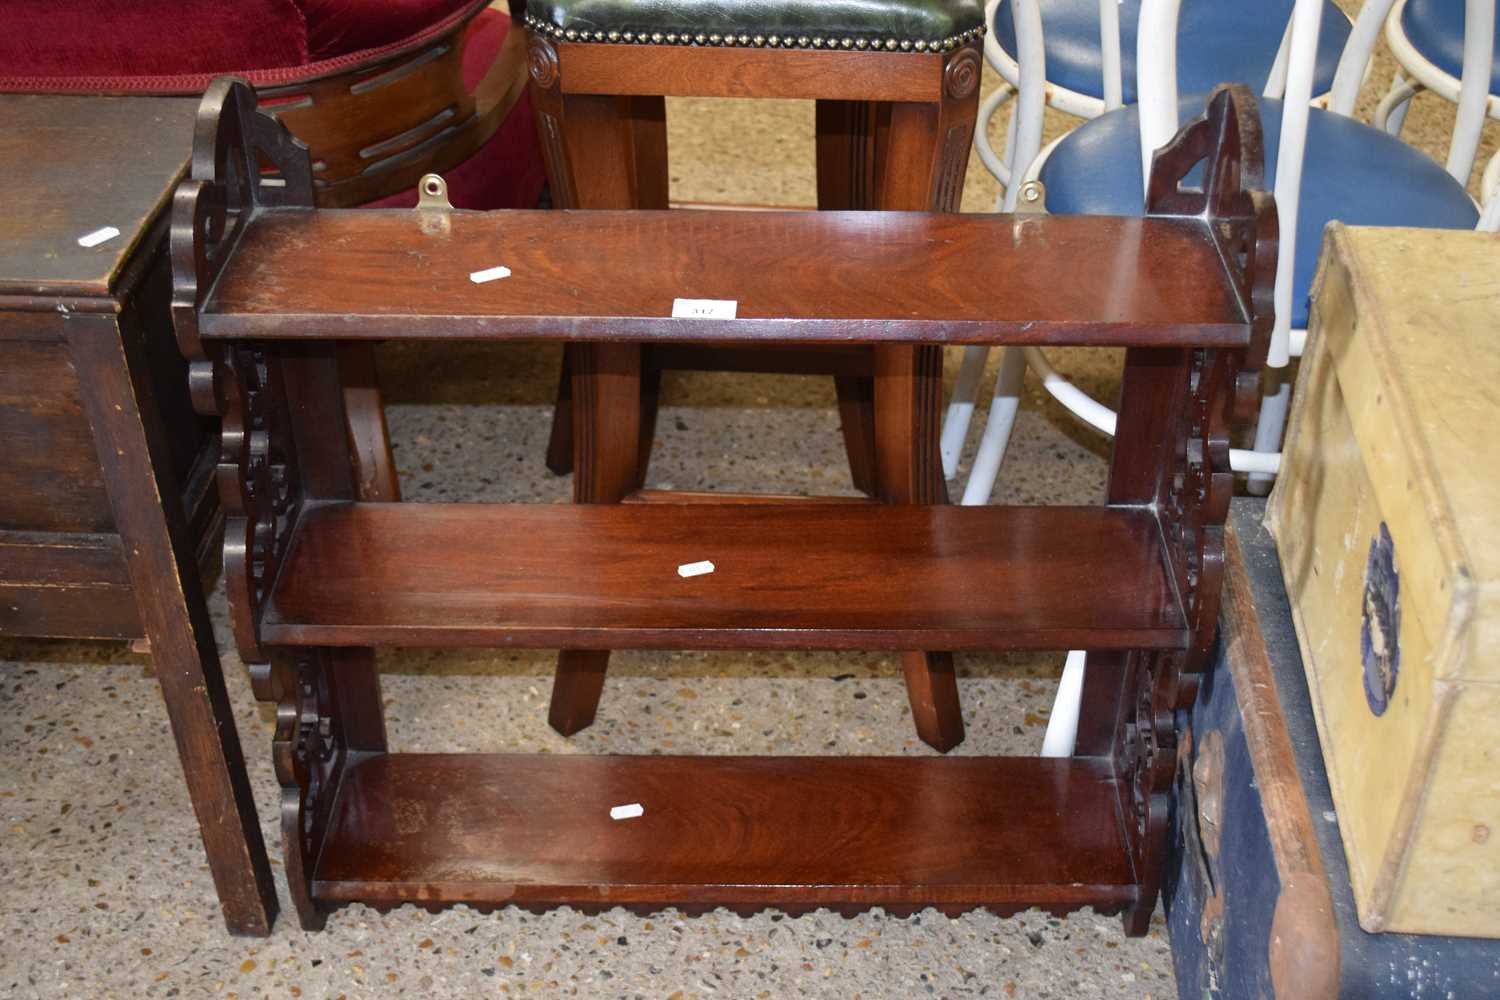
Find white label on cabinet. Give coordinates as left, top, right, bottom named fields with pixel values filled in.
left=77, top=226, right=121, bottom=248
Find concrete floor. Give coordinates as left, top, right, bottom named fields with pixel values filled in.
left=2, top=6, right=1495, bottom=997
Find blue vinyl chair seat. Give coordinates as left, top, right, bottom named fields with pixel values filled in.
left=1038, top=97, right=1479, bottom=328
left=1400, top=0, right=1500, bottom=92
left=992, top=0, right=1352, bottom=105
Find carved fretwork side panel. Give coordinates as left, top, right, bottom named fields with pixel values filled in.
left=216, top=345, right=303, bottom=664
left=248, top=650, right=347, bottom=930
left=171, top=81, right=351, bottom=930
left=1114, top=85, right=1278, bottom=932
left=171, top=78, right=316, bottom=665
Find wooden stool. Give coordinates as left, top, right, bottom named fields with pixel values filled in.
left=522, top=1, right=985, bottom=751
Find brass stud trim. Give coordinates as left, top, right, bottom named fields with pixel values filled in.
left=522, top=12, right=983, bottom=53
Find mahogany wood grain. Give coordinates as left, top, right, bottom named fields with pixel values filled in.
left=620, top=489, right=874, bottom=504
left=311, top=751, right=1138, bottom=914
left=556, top=44, right=944, bottom=101
left=200, top=209, right=1248, bottom=346
left=264, top=501, right=1186, bottom=650
left=650, top=344, right=871, bottom=375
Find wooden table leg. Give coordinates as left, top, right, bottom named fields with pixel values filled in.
left=66, top=314, right=277, bottom=937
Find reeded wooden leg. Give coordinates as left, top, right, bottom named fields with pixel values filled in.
left=534, top=82, right=663, bottom=480
left=531, top=77, right=652, bottom=736
left=816, top=100, right=883, bottom=492
left=868, top=59, right=980, bottom=751
left=337, top=343, right=400, bottom=502
left=550, top=342, right=644, bottom=736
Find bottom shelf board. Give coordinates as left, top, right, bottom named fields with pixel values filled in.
left=312, top=753, right=1138, bottom=913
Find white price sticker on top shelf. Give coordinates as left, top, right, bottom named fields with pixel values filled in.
left=671, top=298, right=737, bottom=319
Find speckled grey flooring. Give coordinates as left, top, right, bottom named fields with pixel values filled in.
left=2, top=5, right=1495, bottom=996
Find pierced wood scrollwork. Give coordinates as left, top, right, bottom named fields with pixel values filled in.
left=171, top=80, right=344, bottom=930
left=171, top=77, right=315, bottom=665
left=246, top=651, right=346, bottom=930
left=1119, top=85, right=1279, bottom=932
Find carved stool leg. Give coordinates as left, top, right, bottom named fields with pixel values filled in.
left=627, top=95, right=670, bottom=210
left=866, top=62, right=978, bottom=752
left=874, top=343, right=963, bottom=752
left=535, top=85, right=650, bottom=737
left=833, top=374, right=878, bottom=495
left=816, top=100, right=883, bottom=495
left=550, top=342, right=644, bottom=736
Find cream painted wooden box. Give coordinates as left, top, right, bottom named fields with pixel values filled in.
left=1267, top=224, right=1500, bottom=937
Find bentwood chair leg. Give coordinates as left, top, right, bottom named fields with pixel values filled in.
left=338, top=343, right=400, bottom=502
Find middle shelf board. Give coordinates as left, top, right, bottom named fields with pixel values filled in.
left=263, top=501, right=1187, bottom=651
left=199, top=208, right=1249, bottom=347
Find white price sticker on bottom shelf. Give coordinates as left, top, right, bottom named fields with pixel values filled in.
left=672, top=298, right=737, bottom=319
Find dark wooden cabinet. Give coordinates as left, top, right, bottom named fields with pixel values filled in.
left=0, top=95, right=216, bottom=638
left=0, top=94, right=276, bottom=936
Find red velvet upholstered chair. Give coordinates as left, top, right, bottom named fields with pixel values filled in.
left=2, top=0, right=547, bottom=500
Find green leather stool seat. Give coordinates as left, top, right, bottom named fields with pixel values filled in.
left=523, top=0, right=985, bottom=52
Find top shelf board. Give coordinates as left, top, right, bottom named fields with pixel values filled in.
left=199, top=208, right=1249, bottom=347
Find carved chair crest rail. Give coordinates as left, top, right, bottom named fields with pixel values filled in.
left=173, top=77, right=1275, bottom=934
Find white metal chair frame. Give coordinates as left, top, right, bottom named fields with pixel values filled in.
left=1000, top=0, right=1496, bottom=757
left=1376, top=0, right=1500, bottom=220
left=974, top=0, right=1310, bottom=192
left=949, top=0, right=1499, bottom=509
